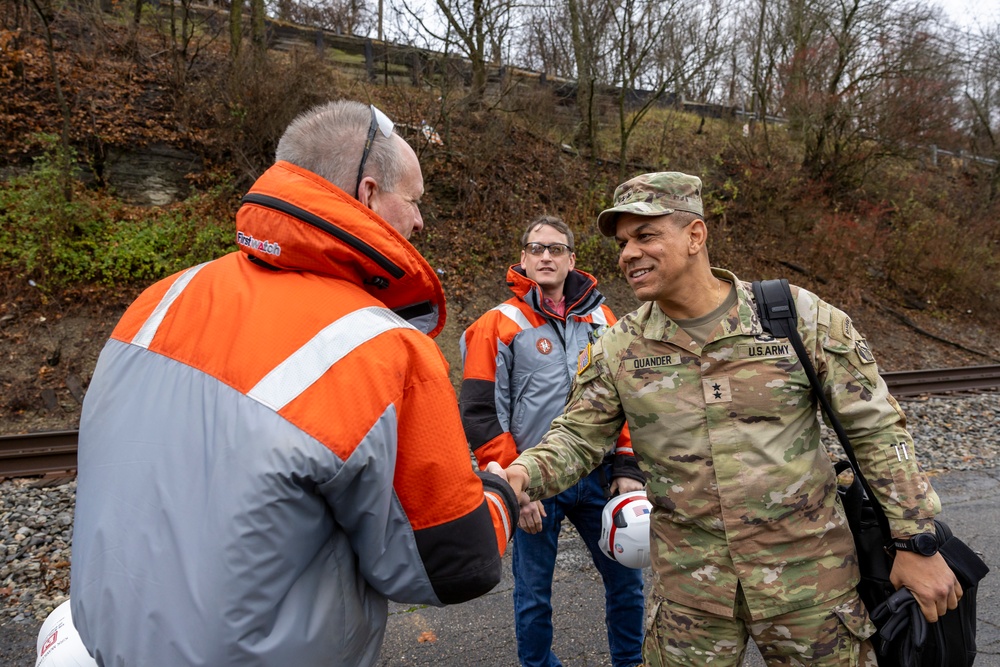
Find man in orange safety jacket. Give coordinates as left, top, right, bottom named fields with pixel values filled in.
left=70, top=100, right=519, bottom=667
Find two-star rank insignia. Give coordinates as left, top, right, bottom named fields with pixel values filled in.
left=702, top=376, right=732, bottom=403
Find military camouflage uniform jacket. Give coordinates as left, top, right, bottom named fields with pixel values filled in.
left=513, top=269, right=941, bottom=620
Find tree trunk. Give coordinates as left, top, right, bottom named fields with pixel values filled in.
left=229, top=0, right=243, bottom=59
left=28, top=0, right=73, bottom=203
left=250, top=0, right=266, bottom=60
left=566, top=0, right=595, bottom=153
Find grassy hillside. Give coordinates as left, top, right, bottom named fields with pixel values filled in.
left=1, top=6, right=999, bottom=431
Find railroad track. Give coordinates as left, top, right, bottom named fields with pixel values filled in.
left=0, top=430, right=79, bottom=479
left=881, top=365, right=1000, bottom=397
left=2, top=365, right=999, bottom=479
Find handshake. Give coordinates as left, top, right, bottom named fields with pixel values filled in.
left=483, top=461, right=645, bottom=534
left=484, top=461, right=546, bottom=534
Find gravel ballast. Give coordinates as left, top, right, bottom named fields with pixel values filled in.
left=2, top=392, right=998, bottom=666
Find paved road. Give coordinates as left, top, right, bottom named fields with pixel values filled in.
left=3, top=469, right=997, bottom=666
left=377, top=468, right=1000, bottom=666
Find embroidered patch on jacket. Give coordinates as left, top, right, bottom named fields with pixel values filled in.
left=736, top=341, right=793, bottom=359
left=236, top=231, right=281, bottom=256
left=577, top=343, right=592, bottom=374
left=703, top=377, right=732, bottom=403
left=536, top=338, right=554, bottom=355
left=624, top=354, right=680, bottom=372
left=844, top=316, right=855, bottom=340
left=856, top=338, right=876, bottom=364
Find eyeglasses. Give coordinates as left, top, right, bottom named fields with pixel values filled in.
left=523, top=242, right=573, bottom=257
left=355, top=104, right=395, bottom=199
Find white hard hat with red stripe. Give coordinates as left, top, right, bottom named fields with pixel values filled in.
left=598, top=490, right=653, bottom=569
left=35, top=600, right=98, bottom=667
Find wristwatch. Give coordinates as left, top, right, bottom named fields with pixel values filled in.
left=888, top=533, right=939, bottom=556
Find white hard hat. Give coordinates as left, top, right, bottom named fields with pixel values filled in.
left=598, top=490, right=653, bottom=569
left=35, top=600, right=98, bottom=667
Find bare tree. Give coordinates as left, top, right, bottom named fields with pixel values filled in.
left=606, top=0, right=685, bottom=179
left=229, top=0, right=269, bottom=63
left=250, top=0, right=266, bottom=58
left=728, top=0, right=808, bottom=152
left=230, top=0, right=243, bottom=58
left=646, top=0, right=732, bottom=104
left=777, top=0, right=960, bottom=190
left=397, top=0, right=518, bottom=107
left=962, top=20, right=1000, bottom=202
left=24, top=0, right=73, bottom=201
left=267, top=0, right=372, bottom=35
left=565, top=0, right=617, bottom=153
left=516, top=0, right=577, bottom=77
left=155, top=0, right=224, bottom=89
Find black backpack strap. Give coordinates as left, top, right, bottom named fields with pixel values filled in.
left=751, top=279, right=893, bottom=541
left=752, top=278, right=796, bottom=339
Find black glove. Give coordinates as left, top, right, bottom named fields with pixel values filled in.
left=871, top=587, right=928, bottom=665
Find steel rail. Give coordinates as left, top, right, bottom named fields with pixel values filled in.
left=882, top=365, right=1000, bottom=397
left=0, top=430, right=79, bottom=478
left=2, top=365, right=999, bottom=479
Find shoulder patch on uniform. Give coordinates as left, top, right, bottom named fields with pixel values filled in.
left=577, top=343, right=593, bottom=375
left=825, top=306, right=855, bottom=346
left=817, top=301, right=832, bottom=329
left=856, top=338, right=876, bottom=364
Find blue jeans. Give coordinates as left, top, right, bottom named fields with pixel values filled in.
left=512, top=466, right=645, bottom=667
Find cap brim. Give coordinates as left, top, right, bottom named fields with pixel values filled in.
left=596, top=205, right=676, bottom=237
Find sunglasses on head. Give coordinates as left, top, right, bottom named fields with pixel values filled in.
left=355, top=104, right=395, bottom=199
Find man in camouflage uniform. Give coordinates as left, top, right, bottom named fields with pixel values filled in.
left=501, top=172, right=962, bottom=666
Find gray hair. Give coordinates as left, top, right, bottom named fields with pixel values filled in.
left=668, top=210, right=702, bottom=228
left=275, top=100, right=405, bottom=195
left=521, top=215, right=575, bottom=249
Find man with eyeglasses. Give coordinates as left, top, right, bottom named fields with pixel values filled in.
left=459, top=215, right=646, bottom=667
left=69, top=100, right=519, bottom=667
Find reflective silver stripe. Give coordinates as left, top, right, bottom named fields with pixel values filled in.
left=590, top=307, right=608, bottom=326
left=483, top=492, right=511, bottom=541
left=131, top=262, right=210, bottom=349
left=493, top=303, right=531, bottom=331
left=248, top=306, right=413, bottom=412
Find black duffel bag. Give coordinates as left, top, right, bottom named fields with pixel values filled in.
left=753, top=279, right=991, bottom=666
left=837, top=462, right=990, bottom=666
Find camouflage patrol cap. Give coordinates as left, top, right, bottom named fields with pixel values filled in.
left=596, top=172, right=704, bottom=236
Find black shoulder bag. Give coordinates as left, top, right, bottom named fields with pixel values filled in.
left=752, top=278, right=990, bottom=667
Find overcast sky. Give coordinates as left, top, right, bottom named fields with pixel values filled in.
left=930, top=0, right=999, bottom=29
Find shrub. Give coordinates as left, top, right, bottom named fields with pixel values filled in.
left=0, top=138, right=237, bottom=288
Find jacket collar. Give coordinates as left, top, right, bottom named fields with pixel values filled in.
left=643, top=268, right=758, bottom=345
left=506, top=264, right=603, bottom=320
left=235, top=161, right=446, bottom=337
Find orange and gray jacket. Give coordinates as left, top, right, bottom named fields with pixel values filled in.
left=70, top=161, right=517, bottom=667
left=459, top=265, right=640, bottom=481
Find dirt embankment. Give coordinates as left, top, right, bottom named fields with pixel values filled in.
left=2, top=271, right=998, bottom=437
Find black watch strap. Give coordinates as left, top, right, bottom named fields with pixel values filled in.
left=888, top=533, right=938, bottom=556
